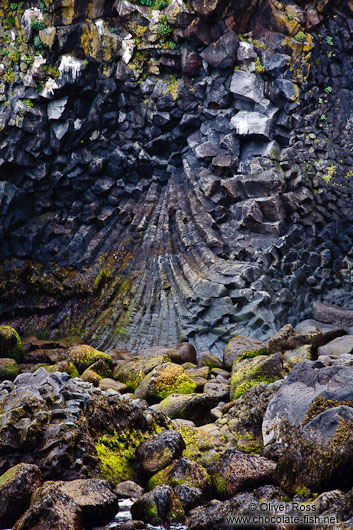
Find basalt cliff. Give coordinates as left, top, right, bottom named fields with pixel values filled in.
left=0, top=0, right=353, bottom=354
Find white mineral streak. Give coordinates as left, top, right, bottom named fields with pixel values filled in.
left=58, top=55, right=83, bottom=81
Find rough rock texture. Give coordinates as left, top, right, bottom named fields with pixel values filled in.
left=131, top=484, right=185, bottom=525
left=135, top=430, right=185, bottom=474
left=263, top=356, right=353, bottom=493
left=1, top=0, right=353, bottom=356
left=0, top=463, right=43, bottom=527
left=210, top=449, right=276, bottom=499
left=0, top=367, right=170, bottom=480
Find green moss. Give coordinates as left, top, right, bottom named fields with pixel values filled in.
left=151, top=364, right=197, bottom=400
left=0, top=465, right=18, bottom=487
left=233, top=376, right=277, bottom=399
left=68, top=345, right=112, bottom=374
left=0, top=358, right=20, bottom=381
left=234, top=348, right=269, bottom=364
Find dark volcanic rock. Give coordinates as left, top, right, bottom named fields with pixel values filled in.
left=135, top=430, right=186, bottom=474
left=210, top=449, right=276, bottom=499
left=0, top=368, right=169, bottom=481
left=0, top=463, right=43, bottom=527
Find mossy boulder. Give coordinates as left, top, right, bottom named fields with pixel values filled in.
left=0, top=463, right=43, bottom=527
left=135, top=430, right=185, bottom=474
left=0, top=326, right=24, bottom=363
left=197, top=352, right=222, bottom=370
left=113, top=355, right=169, bottom=391
left=45, top=360, right=79, bottom=378
left=210, top=449, right=276, bottom=499
left=223, top=335, right=268, bottom=370
left=147, top=457, right=211, bottom=497
left=230, top=352, right=282, bottom=400
left=0, top=358, right=20, bottom=381
left=68, top=345, right=113, bottom=374
left=175, top=425, right=225, bottom=468
left=155, top=393, right=218, bottom=426
left=131, top=485, right=185, bottom=525
left=134, top=362, right=198, bottom=402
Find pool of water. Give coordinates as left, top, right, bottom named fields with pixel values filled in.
left=106, top=498, right=187, bottom=529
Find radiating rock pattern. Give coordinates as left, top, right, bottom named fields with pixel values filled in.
left=0, top=0, right=353, bottom=354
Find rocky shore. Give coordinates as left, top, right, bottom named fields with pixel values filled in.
left=1, top=300, right=353, bottom=529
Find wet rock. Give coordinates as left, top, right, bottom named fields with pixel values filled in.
left=186, top=493, right=254, bottom=530
left=230, top=352, right=282, bottom=400
left=155, top=393, right=218, bottom=426
left=114, top=480, right=144, bottom=499
left=0, top=326, right=24, bottom=363
left=210, top=449, right=276, bottom=499
left=131, top=484, right=184, bottom=525
left=134, top=362, right=197, bottom=402
left=135, top=430, right=185, bottom=474
left=0, top=358, right=20, bottom=381
left=0, top=463, right=43, bottom=527
left=223, top=336, right=267, bottom=370
left=174, top=484, right=204, bottom=511
left=68, top=345, right=113, bottom=374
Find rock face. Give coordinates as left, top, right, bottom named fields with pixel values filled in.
left=0, top=0, right=353, bottom=357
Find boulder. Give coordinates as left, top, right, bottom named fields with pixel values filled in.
left=155, top=393, right=218, bottom=426
left=312, top=302, right=353, bottom=329
left=210, top=449, right=276, bottom=499
left=223, top=336, right=267, bottom=370
left=263, top=358, right=353, bottom=447
left=0, top=463, right=43, bottom=527
left=0, top=326, right=24, bottom=363
left=230, top=352, right=282, bottom=400
left=197, top=352, right=222, bottom=369
left=135, top=430, right=185, bottom=474
left=134, top=363, right=197, bottom=402
left=186, top=492, right=254, bottom=530
left=147, top=457, right=211, bottom=497
left=262, top=356, right=353, bottom=493
left=169, top=342, right=197, bottom=364
left=189, top=0, right=224, bottom=17
left=114, top=355, right=169, bottom=391
left=165, top=0, right=194, bottom=27
left=13, top=481, right=82, bottom=530
left=68, top=345, right=113, bottom=374
left=114, top=480, right=144, bottom=499
left=131, top=485, right=184, bottom=525
left=0, top=358, right=20, bottom=381
left=98, top=378, right=128, bottom=393
left=45, top=360, right=79, bottom=378
left=13, top=479, right=118, bottom=530
left=318, top=336, right=353, bottom=357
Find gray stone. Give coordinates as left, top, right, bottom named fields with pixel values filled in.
left=263, top=359, right=353, bottom=446
left=313, top=302, right=353, bottom=330
left=230, top=70, right=264, bottom=104
left=47, top=97, right=68, bottom=120
left=318, top=336, right=353, bottom=357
